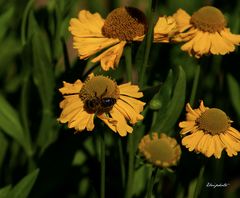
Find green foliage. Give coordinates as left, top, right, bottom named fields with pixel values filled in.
left=0, top=0, right=240, bottom=198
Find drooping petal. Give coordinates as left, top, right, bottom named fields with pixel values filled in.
left=173, top=9, right=192, bottom=32
left=109, top=106, right=133, bottom=136
left=220, top=28, right=240, bottom=45
left=154, top=16, right=178, bottom=43
left=91, top=41, right=126, bottom=70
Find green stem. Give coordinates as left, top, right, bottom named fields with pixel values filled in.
left=125, top=135, right=134, bottom=198
left=189, top=65, right=200, bottom=106
left=146, top=167, right=158, bottom=198
left=118, top=139, right=126, bottom=188
left=124, top=45, right=132, bottom=81
left=139, top=0, right=154, bottom=87
left=124, top=44, right=135, bottom=198
left=100, top=133, right=105, bottom=198
left=193, top=164, right=205, bottom=198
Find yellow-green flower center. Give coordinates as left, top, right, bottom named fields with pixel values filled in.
left=102, top=7, right=148, bottom=41
left=80, top=76, right=119, bottom=113
left=146, top=139, right=175, bottom=163
left=190, top=6, right=226, bottom=33
left=197, top=108, right=230, bottom=135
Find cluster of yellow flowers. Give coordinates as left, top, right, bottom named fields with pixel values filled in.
left=58, top=6, right=240, bottom=167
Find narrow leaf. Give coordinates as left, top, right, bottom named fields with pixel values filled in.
left=8, top=169, right=39, bottom=198
left=0, top=95, right=32, bottom=155
left=227, top=74, right=240, bottom=118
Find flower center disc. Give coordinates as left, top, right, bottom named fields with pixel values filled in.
left=102, top=7, right=148, bottom=41
left=80, top=76, right=119, bottom=113
left=197, top=108, right=230, bottom=135
left=190, top=6, right=226, bottom=33
left=146, top=139, right=175, bottom=163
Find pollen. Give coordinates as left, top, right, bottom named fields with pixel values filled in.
left=190, top=6, right=226, bottom=33
left=80, top=75, right=119, bottom=113
left=197, top=108, right=230, bottom=135
left=102, top=7, right=148, bottom=41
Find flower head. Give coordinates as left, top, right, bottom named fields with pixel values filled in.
left=58, top=73, right=145, bottom=136
left=69, top=7, right=176, bottom=70
left=138, top=133, right=181, bottom=168
left=173, top=6, right=240, bottom=57
left=179, top=101, right=240, bottom=158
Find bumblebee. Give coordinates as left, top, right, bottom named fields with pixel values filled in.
left=84, top=97, right=116, bottom=113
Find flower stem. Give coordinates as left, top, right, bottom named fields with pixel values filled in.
left=118, top=139, right=126, bottom=188
left=100, top=132, right=105, bottom=198
left=139, top=0, right=154, bottom=87
left=124, top=44, right=135, bottom=198
left=193, top=164, right=205, bottom=198
left=124, top=45, right=132, bottom=81
left=146, top=167, right=159, bottom=198
left=190, top=65, right=200, bottom=106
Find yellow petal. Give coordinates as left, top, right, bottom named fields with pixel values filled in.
left=213, top=135, right=224, bottom=159
left=119, top=95, right=145, bottom=112
left=73, top=37, right=120, bottom=59
left=115, top=100, right=143, bottom=124
left=110, top=106, right=133, bottom=136
left=154, top=16, right=177, bottom=43
left=182, top=130, right=204, bottom=151
left=59, top=80, right=83, bottom=94
left=196, top=133, right=209, bottom=153
left=119, top=83, right=143, bottom=98
left=59, top=99, right=84, bottom=123
left=228, top=127, right=240, bottom=140
left=220, top=28, right=240, bottom=45
left=192, top=31, right=211, bottom=55
left=219, top=133, right=239, bottom=157
left=201, top=135, right=214, bottom=157
left=69, top=10, right=104, bottom=37
left=210, top=32, right=235, bottom=55
left=173, top=9, right=192, bottom=32
left=91, top=41, right=126, bottom=70
left=98, top=114, right=117, bottom=133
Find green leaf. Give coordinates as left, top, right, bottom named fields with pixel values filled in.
left=0, top=131, right=8, bottom=170
left=21, top=0, right=35, bottom=45
left=32, top=29, right=57, bottom=153
left=7, top=169, right=39, bottom=198
left=0, top=95, right=32, bottom=156
left=0, top=185, right=11, bottom=198
left=227, top=74, right=240, bottom=118
left=151, top=66, right=186, bottom=133
left=0, top=7, right=14, bottom=41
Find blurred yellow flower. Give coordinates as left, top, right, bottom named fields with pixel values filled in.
left=138, top=133, right=181, bottom=168
left=69, top=7, right=177, bottom=70
left=179, top=101, right=240, bottom=158
left=58, top=73, right=145, bottom=136
left=173, top=6, right=240, bottom=57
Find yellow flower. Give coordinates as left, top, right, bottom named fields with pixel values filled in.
left=69, top=7, right=177, bottom=70
left=138, top=133, right=181, bottom=168
left=179, top=101, right=240, bottom=158
left=172, top=6, right=240, bottom=57
left=58, top=73, right=145, bottom=136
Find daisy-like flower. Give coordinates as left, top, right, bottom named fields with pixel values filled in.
left=69, top=7, right=177, bottom=70
left=58, top=73, right=145, bottom=136
left=179, top=101, right=240, bottom=158
left=138, top=133, right=181, bottom=168
left=173, top=6, right=240, bottom=57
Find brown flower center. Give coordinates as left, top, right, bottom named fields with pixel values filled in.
left=197, top=108, right=230, bottom=135
left=190, top=6, right=226, bottom=33
left=80, top=76, right=120, bottom=113
left=102, top=7, right=148, bottom=41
